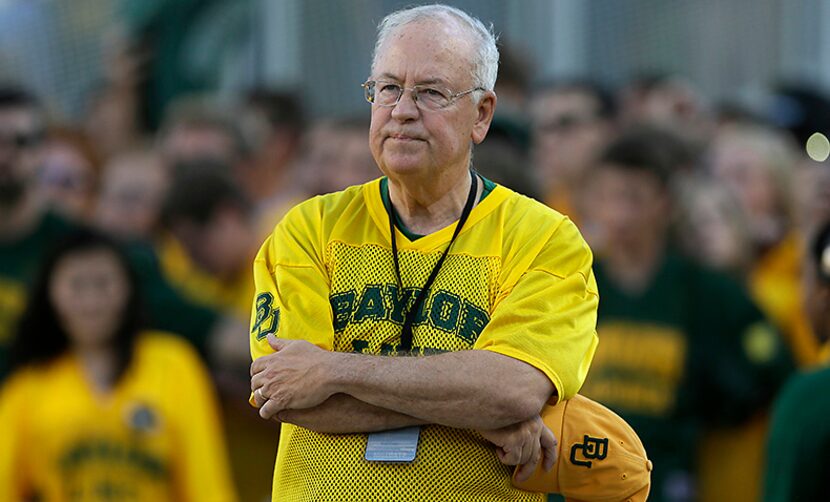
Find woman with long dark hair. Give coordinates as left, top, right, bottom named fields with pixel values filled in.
left=0, top=228, right=237, bottom=501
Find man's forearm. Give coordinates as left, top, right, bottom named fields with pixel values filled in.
left=325, top=349, right=554, bottom=430
left=277, top=393, right=426, bottom=434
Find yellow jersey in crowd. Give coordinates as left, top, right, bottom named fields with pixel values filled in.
left=0, top=332, right=237, bottom=502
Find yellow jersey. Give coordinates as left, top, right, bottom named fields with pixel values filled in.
left=158, top=235, right=255, bottom=322
left=749, top=232, right=819, bottom=366
left=0, top=332, right=237, bottom=502
left=250, top=178, right=599, bottom=501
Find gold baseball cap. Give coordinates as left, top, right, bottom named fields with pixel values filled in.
left=512, top=394, right=652, bottom=502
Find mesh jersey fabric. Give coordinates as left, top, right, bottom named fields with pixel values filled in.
left=250, top=178, right=599, bottom=501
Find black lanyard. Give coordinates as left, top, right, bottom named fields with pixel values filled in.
left=386, top=173, right=478, bottom=353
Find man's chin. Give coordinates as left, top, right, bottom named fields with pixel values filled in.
left=382, top=164, right=429, bottom=179
left=380, top=154, right=429, bottom=176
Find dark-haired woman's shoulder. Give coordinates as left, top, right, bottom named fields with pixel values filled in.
left=0, top=350, right=73, bottom=414
left=131, top=331, right=215, bottom=385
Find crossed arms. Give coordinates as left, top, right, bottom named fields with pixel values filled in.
left=249, top=211, right=598, bottom=480
left=250, top=335, right=559, bottom=480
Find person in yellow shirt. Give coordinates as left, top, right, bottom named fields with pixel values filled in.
left=160, top=164, right=279, bottom=502
left=249, top=5, right=599, bottom=501
left=160, top=164, right=259, bottom=322
left=0, top=228, right=236, bottom=502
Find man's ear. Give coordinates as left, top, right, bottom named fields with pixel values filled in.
left=471, top=91, right=497, bottom=145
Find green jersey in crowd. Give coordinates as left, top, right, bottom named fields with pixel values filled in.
left=580, top=251, right=793, bottom=502
left=763, top=365, right=830, bottom=501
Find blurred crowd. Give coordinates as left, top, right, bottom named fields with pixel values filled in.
left=1, top=19, right=830, bottom=502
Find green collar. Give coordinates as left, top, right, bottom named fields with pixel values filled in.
left=380, top=174, right=495, bottom=241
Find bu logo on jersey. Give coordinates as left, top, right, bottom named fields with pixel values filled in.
left=252, top=292, right=280, bottom=339
left=570, top=434, right=609, bottom=468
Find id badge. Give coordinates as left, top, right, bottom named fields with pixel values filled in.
left=365, top=426, right=420, bottom=462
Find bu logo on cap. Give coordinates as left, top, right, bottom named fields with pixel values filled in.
left=570, top=434, right=609, bottom=468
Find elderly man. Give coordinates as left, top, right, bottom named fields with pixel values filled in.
left=249, top=5, right=598, bottom=501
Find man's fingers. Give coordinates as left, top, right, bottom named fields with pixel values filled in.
left=250, top=345, right=285, bottom=377
left=505, top=440, right=525, bottom=466
left=267, top=333, right=288, bottom=351
left=525, top=432, right=541, bottom=468
left=540, top=425, right=558, bottom=471
left=519, top=426, right=538, bottom=465
left=514, top=458, right=539, bottom=483
left=250, top=351, right=278, bottom=376
left=259, top=398, right=284, bottom=420
left=250, top=357, right=265, bottom=376
left=514, top=436, right=543, bottom=482
left=250, top=371, right=267, bottom=393
left=252, top=388, right=267, bottom=408
left=499, top=444, right=517, bottom=465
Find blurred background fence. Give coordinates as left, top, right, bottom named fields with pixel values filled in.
left=3, top=0, right=829, bottom=123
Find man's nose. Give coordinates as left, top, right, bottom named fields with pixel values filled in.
left=390, top=89, right=420, bottom=120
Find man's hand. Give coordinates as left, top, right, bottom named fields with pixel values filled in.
left=250, top=335, right=335, bottom=419
left=478, top=415, right=558, bottom=482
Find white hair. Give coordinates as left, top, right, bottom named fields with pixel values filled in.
left=371, top=4, right=500, bottom=94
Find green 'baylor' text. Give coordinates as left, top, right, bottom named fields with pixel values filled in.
left=329, top=284, right=490, bottom=344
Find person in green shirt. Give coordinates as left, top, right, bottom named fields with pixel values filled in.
left=763, top=220, right=830, bottom=501
left=578, top=128, right=793, bottom=502
left=0, top=85, right=67, bottom=379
